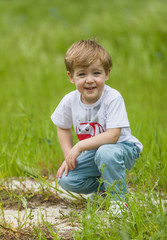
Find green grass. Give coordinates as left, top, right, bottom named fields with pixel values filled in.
left=74, top=191, right=167, bottom=240
left=0, top=0, right=167, bottom=238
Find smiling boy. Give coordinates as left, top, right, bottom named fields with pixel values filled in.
left=51, top=39, right=143, bottom=211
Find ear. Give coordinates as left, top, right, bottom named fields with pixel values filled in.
left=67, top=71, right=75, bottom=84
left=105, top=69, right=111, bottom=81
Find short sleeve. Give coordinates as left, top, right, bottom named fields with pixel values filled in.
left=106, top=96, right=130, bottom=129
left=51, top=95, right=73, bottom=129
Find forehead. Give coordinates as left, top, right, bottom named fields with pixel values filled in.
left=74, top=60, right=104, bottom=71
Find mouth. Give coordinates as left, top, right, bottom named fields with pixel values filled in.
left=84, top=87, right=96, bottom=91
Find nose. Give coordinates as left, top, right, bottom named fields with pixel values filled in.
left=86, top=74, right=94, bottom=83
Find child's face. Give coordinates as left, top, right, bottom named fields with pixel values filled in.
left=67, top=60, right=110, bottom=105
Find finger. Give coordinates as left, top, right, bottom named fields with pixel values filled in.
left=68, top=161, right=73, bottom=170
left=56, top=168, right=60, bottom=178
left=65, top=166, right=69, bottom=176
left=66, top=159, right=72, bottom=170
left=71, top=162, right=75, bottom=170
left=70, top=157, right=75, bottom=169
left=56, top=167, right=64, bottom=178
left=70, top=163, right=75, bottom=170
left=56, top=169, right=61, bottom=178
left=71, top=159, right=76, bottom=169
left=59, top=167, right=65, bottom=178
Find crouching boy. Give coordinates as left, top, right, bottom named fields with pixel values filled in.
left=51, top=39, right=143, bottom=210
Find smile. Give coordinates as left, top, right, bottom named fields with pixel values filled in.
left=84, top=87, right=96, bottom=90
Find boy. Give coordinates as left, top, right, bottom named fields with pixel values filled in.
left=51, top=39, right=143, bottom=210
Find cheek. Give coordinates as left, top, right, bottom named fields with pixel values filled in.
left=75, top=80, right=84, bottom=89
left=97, top=81, right=105, bottom=89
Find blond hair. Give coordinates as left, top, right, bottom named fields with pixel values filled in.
left=65, top=39, right=112, bottom=75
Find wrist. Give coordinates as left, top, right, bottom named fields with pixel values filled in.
left=76, top=141, right=83, bottom=153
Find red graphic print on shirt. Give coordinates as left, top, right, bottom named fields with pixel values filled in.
left=76, top=122, right=104, bottom=141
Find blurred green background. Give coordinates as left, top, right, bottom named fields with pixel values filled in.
left=0, top=0, right=166, bottom=191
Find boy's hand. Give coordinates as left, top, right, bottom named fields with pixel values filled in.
left=56, top=143, right=82, bottom=178
left=56, top=161, right=69, bottom=178
left=65, top=143, right=81, bottom=170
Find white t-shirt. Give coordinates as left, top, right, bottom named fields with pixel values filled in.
left=51, top=85, right=143, bottom=152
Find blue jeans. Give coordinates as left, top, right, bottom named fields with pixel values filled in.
left=58, top=142, right=140, bottom=200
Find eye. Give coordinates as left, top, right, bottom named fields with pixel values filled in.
left=94, top=72, right=100, bottom=75
left=78, top=73, right=85, bottom=77
left=78, top=128, right=81, bottom=132
left=85, top=127, right=89, bottom=132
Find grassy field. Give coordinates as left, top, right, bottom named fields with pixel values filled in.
left=0, top=0, right=167, bottom=239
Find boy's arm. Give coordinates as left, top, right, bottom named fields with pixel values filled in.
left=56, top=127, right=73, bottom=178
left=57, top=127, right=73, bottom=158
left=66, top=128, right=121, bottom=170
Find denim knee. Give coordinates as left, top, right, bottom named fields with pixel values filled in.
left=58, top=172, right=96, bottom=194
left=95, top=144, right=124, bottom=170
left=58, top=173, right=71, bottom=191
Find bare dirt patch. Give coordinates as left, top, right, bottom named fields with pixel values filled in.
left=0, top=178, right=87, bottom=239
left=1, top=178, right=166, bottom=239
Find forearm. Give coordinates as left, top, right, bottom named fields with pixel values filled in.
left=57, top=127, right=73, bottom=158
left=77, top=128, right=121, bottom=152
left=59, top=128, right=121, bottom=171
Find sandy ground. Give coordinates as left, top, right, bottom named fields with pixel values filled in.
left=1, top=178, right=167, bottom=239
left=0, top=178, right=89, bottom=238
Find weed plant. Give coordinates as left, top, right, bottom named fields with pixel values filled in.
left=0, top=0, right=167, bottom=239
left=73, top=189, right=167, bottom=239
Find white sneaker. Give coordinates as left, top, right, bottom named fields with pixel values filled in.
left=86, top=190, right=106, bottom=201
left=108, top=201, right=128, bottom=217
